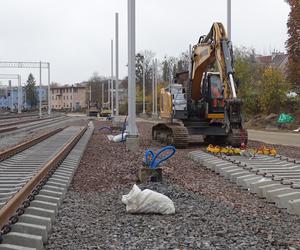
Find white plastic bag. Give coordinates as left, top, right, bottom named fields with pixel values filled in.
left=107, top=132, right=127, bottom=142
left=122, top=184, right=175, bottom=214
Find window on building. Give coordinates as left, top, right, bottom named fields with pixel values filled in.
left=52, top=96, right=54, bottom=100
left=67, top=104, right=68, bottom=107
left=74, top=88, right=78, bottom=93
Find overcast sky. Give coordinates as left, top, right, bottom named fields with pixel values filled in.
left=0, top=0, right=290, bottom=86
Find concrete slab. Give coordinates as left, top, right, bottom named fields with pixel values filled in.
left=0, top=244, right=36, bottom=250
left=39, top=189, right=63, bottom=198
left=31, top=200, right=58, bottom=213
left=126, top=136, right=139, bottom=152
left=25, top=207, right=56, bottom=222
left=219, top=166, right=239, bottom=176
left=236, top=174, right=258, bottom=186
left=35, top=194, right=61, bottom=205
left=19, top=214, right=52, bottom=233
left=2, top=232, right=43, bottom=250
left=11, top=222, right=48, bottom=243
left=287, top=198, right=300, bottom=215
left=249, top=179, right=276, bottom=194
left=256, top=184, right=284, bottom=198
left=266, top=188, right=295, bottom=203
left=274, top=192, right=300, bottom=209
left=229, top=171, right=251, bottom=183
left=214, top=162, right=234, bottom=173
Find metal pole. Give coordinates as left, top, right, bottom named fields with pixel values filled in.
left=17, top=75, right=21, bottom=114
left=39, top=61, right=42, bottom=117
left=127, top=0, right=138, bottom=136
left=189, top=44, right=192, bottom=74
left=115, top=12, right=119, bottom=116
left=48, top=63, right=51, bottom=115
left=101, top=83, right=104, bottom=105
left=155, top=59, right=158, bottom=115
left=142, top=60, right=146, bottom=114
left=9, top=80, right=13, bottom=111
left=89, top=83, right=92, bottom=102
left=227, top=0, right=231, bottom=40
left=111, top=39, right=114, bottom=115
left=152, top=61, right=155, bottom=115
left=71, top=85, right=74, bottom=111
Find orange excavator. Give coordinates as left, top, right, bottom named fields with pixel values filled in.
left=152, top=22, right=248, bottom=148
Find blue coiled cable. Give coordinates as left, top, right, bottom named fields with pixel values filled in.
left=144, top=146, right=176, bottom=169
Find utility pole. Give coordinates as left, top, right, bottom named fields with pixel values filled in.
left=71, top=85, right=74, bottom=111
left=101, top=83, right=104, bottom=105
left=152, top=60, right=155, bottom=115
left=115, top=12, right=119, bottom=116
left=142, top=60, right=146, bottom=114
left=126, top=0, right=139, bottom=151
left=39, top=61, right=42, bottom=117
left=9, top=80, right=13, bottom=111
left=189, top=44, right=192, bottom=74
left=48, top=63, right=51, bottom=115
left=227, top=0, right=231, bottom=40
left=17, top=75, right=21, bottom=114
left=154, top=59, right=158, bottom=115
left=111, top=39, right=114, bottom=115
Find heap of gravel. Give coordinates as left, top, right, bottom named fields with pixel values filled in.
left=45, top=120, right=300, bottom=249
left=47, top=183, right=299, bottom=250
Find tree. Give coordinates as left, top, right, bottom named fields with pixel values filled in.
left=25, top=73, right=38, bottom=108
left=234, top=47, right=265, bottom=115
left=161, top=56, right=177, bottom=82
left=285, top=0, right=300, bottom=91
left=259, top=67, right=289, bottom=114
left=88, top=72, right=106, bottom=104
left=136, top=50, right=155, bottom=96
left=177, top=51, right=190, bottom=72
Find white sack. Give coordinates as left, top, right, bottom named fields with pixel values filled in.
left=122, top=184, right=175, bottom=215
left=107, top=132, right=127, bottom=142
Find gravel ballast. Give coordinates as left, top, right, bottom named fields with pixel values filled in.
left=46, top=121, right=300, bottom=250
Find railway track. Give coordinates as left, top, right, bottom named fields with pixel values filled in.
left=0, top=123, right=93, bottom=249
left=0, top=116, right=61, bottom=129
left=189, top=150, right=300, bottom=215
left=0, top=116, right=69, bottom=136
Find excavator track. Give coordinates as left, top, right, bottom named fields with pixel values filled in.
left=152, top=123, right=189, bottom=148
left=226, top=128, right=248, bottom=146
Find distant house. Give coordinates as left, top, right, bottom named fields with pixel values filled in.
left=0, top=86, right=47, bottom=110
left=255, top=52, right=288, bottom=70
left=50, top=85, right=86, bottom=111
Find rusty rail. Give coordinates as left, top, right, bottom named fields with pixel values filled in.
left=0, top=125, right=87, bottom=233
left=0, top=127, right=64, bottom=162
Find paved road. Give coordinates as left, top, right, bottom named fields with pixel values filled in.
left=248, top=129, right=300, bottom=147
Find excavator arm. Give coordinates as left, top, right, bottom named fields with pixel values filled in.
left=190, top=22, right=244, bottom=134
left=191, top=22, right=236, bottom=100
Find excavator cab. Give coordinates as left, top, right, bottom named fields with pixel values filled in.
left=207, top=73, right=225, bottom=116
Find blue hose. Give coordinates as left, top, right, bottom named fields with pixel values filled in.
left=121, top=116, right=128, bottom=142
left=98, top=126, right=112, bottom=133
left=144, top=146, right=176, bottom=169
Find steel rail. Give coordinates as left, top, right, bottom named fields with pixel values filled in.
left=0, top=116, right=59, bottom=129
left=0, top=125, right=87, bottom=232
left=0, top=127, right=64, bottom=161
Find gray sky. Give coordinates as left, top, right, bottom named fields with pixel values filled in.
left=0, top=0, right=290, bottom=86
